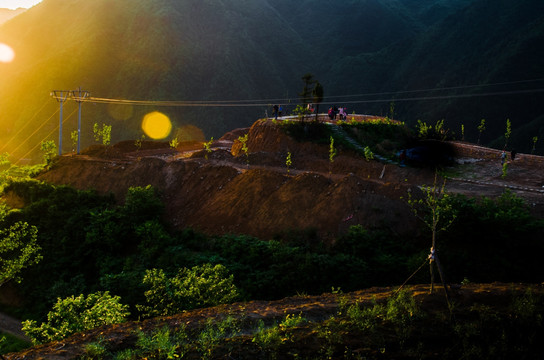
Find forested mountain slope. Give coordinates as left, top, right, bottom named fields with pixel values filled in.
left=0, top=0, right=543, bottom=161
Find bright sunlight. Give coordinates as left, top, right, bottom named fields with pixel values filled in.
left=0, top=0, right=42, bottom=10
left=141, top=111, right=172, bottom=139
left=0, top=43, right=15, bottom=63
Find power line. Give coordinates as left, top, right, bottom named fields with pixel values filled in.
left=50, top=87, right=544, bottom=108
left=0, top=99, right=50, bottom=153
left=13, top=108, right=77, bottom=165
left=8, top=109, right=60, bottom=160
left=48, top=77, right=544, bottom=108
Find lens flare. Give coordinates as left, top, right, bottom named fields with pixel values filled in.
left=108, top=103, right=133, bottom=120
left=0, top=43, right=15, bottom=63
left=173, top=125, right=206, bottom=142
left=142, top=111, right=172, bottom=139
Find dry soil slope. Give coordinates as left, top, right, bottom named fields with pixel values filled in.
left=35, top=120, right=428, bottom=240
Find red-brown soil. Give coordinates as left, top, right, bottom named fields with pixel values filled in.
left=31, top=120, right=544, bottom=241
left=3, top=119, right=544, bottom=359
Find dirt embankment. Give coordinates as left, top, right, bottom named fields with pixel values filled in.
left=31, top=119, right=544, bottom=240
left=6, top=283, right=542, bottom=360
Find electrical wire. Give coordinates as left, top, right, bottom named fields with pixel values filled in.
left=13, top=108, right=76, bottom=165
left=49, top=77, right=544, bottom=108
left=0, top=99, right=50, bottom=153
left=60, top=87, right=544, bottom=108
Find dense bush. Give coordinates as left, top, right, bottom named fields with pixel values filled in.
left=438, top=190, right=544, bottom=283
left=137, top=264, right=239, bottom=318
left=22, top=291, right=129, bottom=344
left=2, top=179, right=543, bottom=333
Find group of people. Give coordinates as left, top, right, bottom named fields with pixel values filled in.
left=272, top=104, right=283, bottom=119
left=328, top=106, right=347, bottom=121
left=271, top=104, right=348, bottom=121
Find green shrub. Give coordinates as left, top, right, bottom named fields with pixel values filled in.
left=197, top=316, right=240, bottom=360
left=138, top=264, right=239, bottom=317
left=22, top=291, right=129, bottom=344
left=135, top=326, right=187, bottom=360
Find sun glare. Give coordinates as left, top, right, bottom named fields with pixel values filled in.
left=142, top=111, right=172, bottom=139
left=0, top=43, right=15, bottom=63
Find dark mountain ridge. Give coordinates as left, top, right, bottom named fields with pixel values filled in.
left=0, top=0, right=543, bottom=161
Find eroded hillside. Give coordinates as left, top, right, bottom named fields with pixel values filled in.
left=32, top=119, right=544, bottom=241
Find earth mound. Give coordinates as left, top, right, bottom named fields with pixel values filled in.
left=34, top=119, right=544, bottom=240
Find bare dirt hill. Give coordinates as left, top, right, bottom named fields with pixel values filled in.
left=33, top=119, right=544, bottom=241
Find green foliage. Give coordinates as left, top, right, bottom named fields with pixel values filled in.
left=292, top=104, right=310, bottom=121
left=22, top=291, right=129, bottom=344
left=280, top=120, right=334, bottom=144
left=237, top=134, right=249, bottom=164
left=363, top=146, right=374, bottom=161
left=82, top=338, right=109, bottom=360
left=203, top=137, right=213, bottom=159
left=202, top=234, right=368, bottom=300
left=93, top=123, right=112, bottom=146
left=135, top=134, right=145, bottom=151
left=0, top=332, right=31, bottom=355
left=0, top=211, right=41, bottom=287
left=169, top=137, right=179, bottom=150
left=477, top=119, right=486, bottom=144
left=285, top=151, right=292, bottom=174
left=70, top=130, right=78, bottom=154
left=252, top=313, right=306, bottom=356
left=123, top=185, right=164, bottom=223
left=138, top=264, right=239, bottom=318
left=501, top=161, right=508, bottom=178
left=407, top=174, right=456, bottom=249
left=415, top=119, right=449, bottom=141
left=339, top=119, right=411, bottom=159
left=197, top=316, right=240, bottom=359
left=438, top=190, right=544, bottom=282
left=504, top=118, right=512, bottom=148
left=40, top=140, right=57, bottom=165
left=135, top=326, right=187, bottom=360
left=416, top=120, right=431, bottom=139
left=328, top=136, right=337, bottom=163
left=345, top=300, right=384, bottom=332
left=531, top=136, right=538, bottom=154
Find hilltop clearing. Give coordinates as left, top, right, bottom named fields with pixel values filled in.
left=32, top=119, right=544, bottom=240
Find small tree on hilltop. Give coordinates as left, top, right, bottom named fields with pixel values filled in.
left=504, top=118, right=512, bottom=149
left=204, top=137, right=214, bottom=160
left=93, top=123, right=112, bottom=147
left=40, top=140, right=57, bottom=166
left=70, top=130, right=78, bottom=155
left=238, top=134, right=249, bottom=166
left=407, top=174, right=456, bottom=299
left=477, top=119, right=486, bottom=145
left=313, top=81, right=324, bottom=122
left=299, top=73, right=315, bottom=106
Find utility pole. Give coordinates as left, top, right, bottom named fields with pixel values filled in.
left=51, top=90, right=70, bottom=156
left=71, top=87, right=90, bottom=154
